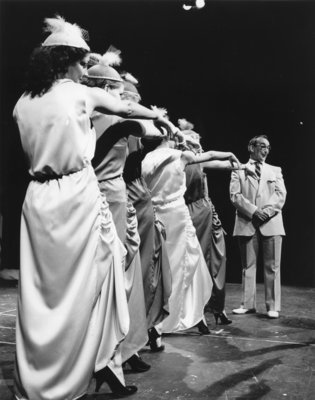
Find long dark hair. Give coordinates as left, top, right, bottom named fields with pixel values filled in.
left=24, top=45, right=89, bottom=97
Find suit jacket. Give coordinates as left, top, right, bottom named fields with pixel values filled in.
left=230, top=160, right=287, bottom=236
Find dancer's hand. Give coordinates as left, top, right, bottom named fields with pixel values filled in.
left=228, top=153, right=241, bottom=169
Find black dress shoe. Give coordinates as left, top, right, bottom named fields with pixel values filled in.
left=94, top=366, right=137, bottom=396
left=214, top=310, right=232, bottom=325
left=124, top=354, right=151, bottom=372
left=148, top=327, right=165, bottom=352
left=196, top=320, right=210, bottom=334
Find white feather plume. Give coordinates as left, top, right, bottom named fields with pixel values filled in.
left=88, top=53, right=102, bottom=67
left=122, top=72, right=139, bottom=85
left=178, top=118, right=194, bottom=130
left=44, top=15, right=85, bottom=39
left=151, top=105, right=168, bottom=119
left=100, top=45, right=122, bottom=67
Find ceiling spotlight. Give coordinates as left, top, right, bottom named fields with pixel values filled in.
left=183, top=4, right=193, bottom=10
left=182, top=0, right=205, bottom=11
left=196, top=0, right=205, bottom=8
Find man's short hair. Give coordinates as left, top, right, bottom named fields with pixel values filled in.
left=248, top=135, right=269, bottom=151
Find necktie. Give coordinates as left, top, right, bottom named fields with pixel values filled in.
left=255, top=162, right=261, bottom=181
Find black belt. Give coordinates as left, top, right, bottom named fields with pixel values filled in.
left=31, top=169, right=80, bottom=183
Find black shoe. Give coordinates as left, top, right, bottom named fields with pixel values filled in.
left=124, top=354, right=151, bottom=372
left=94, top=366, right=137, bottom=396
left=214, top=310, right=232, bottom=325
left=197, top=320, right=210, bottom=334
left=148, top=327, right=165, bottom=352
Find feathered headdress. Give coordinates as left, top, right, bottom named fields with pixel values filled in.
left=85, top=45, right=123, bottom=82
left=120, top=71, right=141, bottom=101
left=178, top=118, right=194, bottom=131
left=42, top=15, right=90, bottom=51
left=100, top=45, right=122, bottom=67
left=177, top=118, right=201, bottom=144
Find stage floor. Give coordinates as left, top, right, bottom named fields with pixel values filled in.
left=1, top=281, right=314, bottom=400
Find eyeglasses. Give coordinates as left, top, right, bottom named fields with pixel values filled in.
left=254, top=143, right=271, bottom=151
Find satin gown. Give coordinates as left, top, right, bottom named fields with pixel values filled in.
left=185, top=164, right=227, bottom=313
left=142, top=148, right=212, bottom=333
left=124, top=136, right=172, bottom=329
left=92, top=114, right=148, bottom=369
left=12, top=80, right=129, bottom=400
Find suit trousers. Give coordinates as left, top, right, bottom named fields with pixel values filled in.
left=238, top=231, right=282, bottom=311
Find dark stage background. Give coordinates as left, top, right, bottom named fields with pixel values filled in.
left=1, top=0, right=315, bottom=286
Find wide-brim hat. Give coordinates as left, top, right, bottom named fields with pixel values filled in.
left=86, top=64, right=123, bottom=82
left=85, top=46, right=123, bottom=82
left=42, top=16, right=90, bottom=51
left=123, top=80, right=139, bottom=94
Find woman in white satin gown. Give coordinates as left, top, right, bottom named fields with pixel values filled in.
left=12, top=16, right=171, bottom=400
left=142, top=132, right=240, bottom=334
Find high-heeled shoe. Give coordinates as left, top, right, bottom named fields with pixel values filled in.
left=124, top=354, right=151, bottom=372
left=94, top=366, right=137, bottom=396
left=196, top=320, right=210, bottom=334
left=148, top=327, right=165, bottom=352
left=214, top=310, right=232, bottom=325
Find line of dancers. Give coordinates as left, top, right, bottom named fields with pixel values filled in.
left=12, top=16, right=252, bottom=400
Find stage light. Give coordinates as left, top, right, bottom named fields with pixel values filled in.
left=182, top=0, right=205, bottom=11
left=196, top=0, right=205, bottom=9
left=182, top=0, right=194, bottom=10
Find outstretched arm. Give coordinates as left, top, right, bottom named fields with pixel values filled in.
left=202, top=160, right=256, bottom=177
left=185, top=150, right=241, bottom=168
left=202, top=160, right=237, bottom=170
left=86, top=86, right=173, bottom=132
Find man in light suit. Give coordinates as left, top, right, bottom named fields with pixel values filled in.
left=230, top=135, right=286, bottom=318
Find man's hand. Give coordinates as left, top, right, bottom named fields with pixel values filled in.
left=252, top=209, right=269, bottom=228
left=254, top=209, right=269, bottom=221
